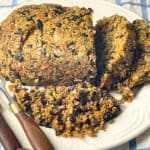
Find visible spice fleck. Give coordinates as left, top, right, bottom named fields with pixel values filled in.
left=41, top=48, right=47, bottom=56
left=67, top=41, right=75, bottom=47
left=53, top=7, right=63, bottom=15
left=73, top=107, right=84, bottom=117
left=91, top=91, right=97, bottom=101
left=24, top=94, right=32, bottom=101
left=13, top=71, right=21, bottom=79
left=88, top=8, right=93, bottom=12
left=104, top=110, right=114, bottom=121
left=79, top=91, right=88, bottom=105
left=72, top=15, right=80, bottom=21
left=25, top=103, right=32, bottom=115
left=69, top=48, right=77, bottom=55
left=39, top=119, right=45, bottom=125
left=82, top=82, right=88, bottom=88
left=27, top=30, right=33, bottom=35
left=16, top=28, right=24, bottom=35
left=18, top=10, right=30, bottom=17
left=50, top=28, right=55, bottom=36
left=45, top=12, right=48, bottom=17
left=55, top=22, right=62, bottom=27
left=88, top=70, right=93, bottom=75
left=116, top=34, right=124, bottom=39
left=57, top=113, right=63, bottom=122
left=38, top=76, right=43, bottom=83
left=26, top=15, right=36, bottom=22
left=27, top=44, right=33, bottom=49
left=56, top=129, right=64, bottom=136
left=55, top=100, right=62, bottom=106
left=37, top=19, right=43, bottom=31
left=86, top=119, right=91, bottom=125
left=90, top=60, right=96, bottom=66
left=146, top=32, right=150, bottom=38
left=87, top=49, right=92, bottom=56
left=41, top=41, right=46, bottom=47
left=14, top=52, right=24, bottom=62
left=8, top=35, right=11, bottom=39
left=41, top=99, right=47, bottom=106
left=96, top=102, right=100, bottom=110
left=39, top=119, right=49, bottom=127
left=81, top=33, right=88, bottom=37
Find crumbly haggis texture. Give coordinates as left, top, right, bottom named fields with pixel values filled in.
left=13, top=81, right=121, bottom=138
left=117, top=20, right=150, bottom=101
left=0, top=4, right=96, bottom=86
left=95, top=15, right=135, bottom=89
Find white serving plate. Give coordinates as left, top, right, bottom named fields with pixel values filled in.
left=0, top=0, right=150, bottom=150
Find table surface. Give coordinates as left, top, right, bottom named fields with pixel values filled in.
left=0, top=0, right=150, bottom=150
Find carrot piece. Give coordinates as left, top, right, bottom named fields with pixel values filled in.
left=8, top=84, right=15, bottom=92
left=127, top=97, right=133, bottom=102
left=42, top=63, right=49, bottom=68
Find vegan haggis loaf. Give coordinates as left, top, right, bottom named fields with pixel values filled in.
left=0, top=4, right=96, bottom=86
left=13, top=81, right=121, bottom=138
left=95, top=15, right=135, bottom=89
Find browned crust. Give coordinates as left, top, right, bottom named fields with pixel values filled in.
left=0, top=4, right=96, bottom=86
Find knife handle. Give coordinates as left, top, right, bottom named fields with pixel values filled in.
left=0, top=113, right=22, bottom=150
left=10, top=102, right=54, bottom=150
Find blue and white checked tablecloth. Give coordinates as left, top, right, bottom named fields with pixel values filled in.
left=0, top=0, right=150, bottom=150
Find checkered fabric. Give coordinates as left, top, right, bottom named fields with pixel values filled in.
left=0, top=0, right=150, bottom=150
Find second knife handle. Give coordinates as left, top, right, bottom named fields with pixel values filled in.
left=0, top=113, right=22, bottom=150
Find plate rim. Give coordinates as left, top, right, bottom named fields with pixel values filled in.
left=0, top=1, right=149, bottom=150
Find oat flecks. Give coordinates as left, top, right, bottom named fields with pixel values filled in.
left=14, top=81, right=121, bottom=138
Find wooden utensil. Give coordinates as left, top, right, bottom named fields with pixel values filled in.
left=0, top=104, right=22, bottom=150
left=0, top=76, right=54, bottom=150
